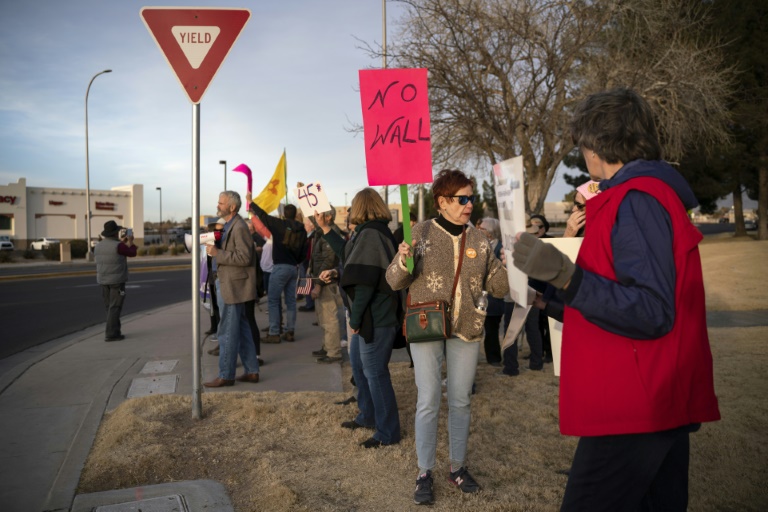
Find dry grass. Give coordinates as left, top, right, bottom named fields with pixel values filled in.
left=79, top=238, right=768, bottom=511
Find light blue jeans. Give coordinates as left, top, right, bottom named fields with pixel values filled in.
left=349, top=326, right=401, bottom=445
left=216, top=279, right=259, bottom=380
left=267, top=263, right=297, bottom=335
left=411, top=338, right=480, bottom=472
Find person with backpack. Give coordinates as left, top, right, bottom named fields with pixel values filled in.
left=248, top=196, right=307, bottom=343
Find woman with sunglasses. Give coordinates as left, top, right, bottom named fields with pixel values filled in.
left=386, top=169, right=508, bottom=505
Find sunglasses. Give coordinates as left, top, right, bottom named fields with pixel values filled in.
left=574, top=201, right=586, bottom=211
left=449, top=195, right=476, bottom=205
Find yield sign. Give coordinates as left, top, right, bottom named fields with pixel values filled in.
left=140, top=7, right=250, bottom=104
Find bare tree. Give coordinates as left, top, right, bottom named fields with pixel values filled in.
left=380, top=0, right=733, bottom=213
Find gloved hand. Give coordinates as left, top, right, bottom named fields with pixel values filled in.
left=513, top=233, right=575, bottom=289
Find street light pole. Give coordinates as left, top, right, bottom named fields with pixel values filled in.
left=85, top=68, right=112, bottom=261
left=219, top=160, right=227, bottom=191
left=156, top=187, right=162, bottom=244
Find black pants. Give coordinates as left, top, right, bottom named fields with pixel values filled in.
left=483, top=314, right=502, bottom=364
left=245, top=299, right=260, bottom=356
left=501, top=302, right=519, bottom=375
left=562, top=426, right=692, bottom=512
left=524, top=307, right=544, bottom=370
left=101, top=283, right=125, bottom=339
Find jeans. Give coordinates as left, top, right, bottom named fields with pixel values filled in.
left=216, top=279, right=259, bottom=379
left=101, top=283, right=125, bottom=338
left=349, top=326, right=401, bottom=445
left=268, top=264, right=297, bottom=335
left=411, top=338, right=480, bottom=472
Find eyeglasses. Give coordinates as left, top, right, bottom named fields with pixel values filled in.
left=448, top=195, right=475, bottom=205
left=574, top=201, right=586, bottom=211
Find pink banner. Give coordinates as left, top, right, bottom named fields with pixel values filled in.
left=359, top=68, right=433, bottom=186
left=232, top=163, right=253, bottom=193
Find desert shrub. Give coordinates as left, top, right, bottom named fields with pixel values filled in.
left=137, top=247, right=149, bottom=256
left=0, top=251, right=12, bottom=263
left=23, top=249, right=35, bottom=259
left=148, top=245, right=165, bottom=256
left=43, top=243, right=60, bottom=260
left=169, top=245, right=182, bottom=256
left=70, top=240, right=89, bottom=259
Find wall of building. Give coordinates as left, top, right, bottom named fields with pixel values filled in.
left=0, top=178, right=144, bottom=249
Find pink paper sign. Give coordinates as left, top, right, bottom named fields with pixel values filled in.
left=359, top=68, right=433, bottom=186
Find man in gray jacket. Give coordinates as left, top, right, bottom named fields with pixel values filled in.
left=94, top=220, right=137, bottom=342
left=203, top=191, right=260, bottom=387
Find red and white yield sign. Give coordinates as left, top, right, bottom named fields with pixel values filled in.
left=140, top=7, right=250, bottom=104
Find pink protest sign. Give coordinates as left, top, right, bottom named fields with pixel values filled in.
left=359, top=68, right=433, bottom=186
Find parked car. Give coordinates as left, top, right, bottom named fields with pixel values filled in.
left=30, top=237, right=60, bottom=250
left=718, top=217, right=729, bottom=224
left=0, top=236, right=14, bottom=251
left=744, top=219, right=756, bottom=230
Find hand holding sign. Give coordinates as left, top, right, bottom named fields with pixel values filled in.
left=294, top=182, right=332, bottom=218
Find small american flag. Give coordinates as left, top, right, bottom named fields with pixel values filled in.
left=296, top=277, right=314, bottom=297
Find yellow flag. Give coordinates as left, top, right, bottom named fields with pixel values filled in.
left=253, top=151, right=287, bottom=214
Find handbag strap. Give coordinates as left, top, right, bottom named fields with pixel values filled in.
left=406, top=226, right=466, bottom=308
left=449, top=228, right=467, bottom=308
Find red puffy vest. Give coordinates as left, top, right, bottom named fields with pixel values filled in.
left=560, top=177, right=720, bottom=436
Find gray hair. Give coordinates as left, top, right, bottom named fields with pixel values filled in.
left=479, top=217, right=501, bottom=240
left=219, top=191, right=242, bottom=213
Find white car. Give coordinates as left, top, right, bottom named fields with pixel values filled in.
left=30, top=237, right=60, bottom=250
left=0, top=236, right=13, bottom=251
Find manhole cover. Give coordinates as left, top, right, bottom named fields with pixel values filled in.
left=141, top=360, right=179, bottom=374
left=127, top=374, right=179, bottom=398
left=95, top=494, right=188, bottom=511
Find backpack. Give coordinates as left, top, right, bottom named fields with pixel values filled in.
left=282, top=220, right=307, bottom=265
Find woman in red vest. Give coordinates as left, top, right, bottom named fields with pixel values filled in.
left=513, top=88, right=720, bottom=511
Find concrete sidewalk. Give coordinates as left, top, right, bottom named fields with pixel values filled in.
left=0, top=297, right=369, bottom=512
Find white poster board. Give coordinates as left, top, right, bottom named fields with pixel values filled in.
left=293, top=182, right=332, bottom=218
left=541, top=237, right=583, bottom=376
left=493, top=156, right=528, bottom=306
left=500, top=286, right=537, bottom=352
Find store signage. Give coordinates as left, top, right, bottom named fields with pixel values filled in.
left=0, top=196, right=17, bottom=204
left=95, top=202, right=116, bottom=211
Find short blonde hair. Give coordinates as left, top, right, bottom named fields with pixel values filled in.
left=348, top=188, right=392, bottom=225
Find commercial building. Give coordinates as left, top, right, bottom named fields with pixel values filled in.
left=0, top=178, right=144, bottom=249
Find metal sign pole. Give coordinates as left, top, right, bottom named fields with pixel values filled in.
left=191, top=103, right=202, bottom=419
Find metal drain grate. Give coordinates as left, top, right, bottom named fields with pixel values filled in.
left=140, top=360, right=179, bottom=374
left=127, top=374, right=179, bottom=398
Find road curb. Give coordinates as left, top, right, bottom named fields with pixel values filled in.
left=0, top=264, right=191, bottom=282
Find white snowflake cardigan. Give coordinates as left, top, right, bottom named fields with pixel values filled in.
left=386, top=219, right=509, bottom=342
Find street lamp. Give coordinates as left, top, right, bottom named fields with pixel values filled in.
left=219, top=160, right=227, bottom=191
left=85, top=68, right=112, bottom=261
left=156, top=187, right=162, bottom=244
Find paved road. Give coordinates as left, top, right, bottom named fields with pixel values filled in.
left=0, top=267, right=192, bottom=359
left=0, top=258, right=189, bottom=278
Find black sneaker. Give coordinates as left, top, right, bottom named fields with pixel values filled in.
left=414, top=471, right=434, bottom=505
left=316, top=356, right=342, bottom=364
left=312, top=348, right=327, bottom=357
left=448, top=467, right=481, bottom=493
left=359, top=437, right=398, bottom=449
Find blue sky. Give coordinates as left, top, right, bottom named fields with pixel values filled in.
left=0, top=0, right=573, bottom=223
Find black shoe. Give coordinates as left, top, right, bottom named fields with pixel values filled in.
left=488, top=361, right=502, bottom=367
left=105, top=335, right=125, bottom=342
left=312, top=348, right=327, bottom=357
left=298, top=305, right=315, bottom=312
left=448, top=467, right=481, bottom=493
left=360, top=437, right=398, bottom=449
left=529, top=365, right=544, bottom=371
left=341, top=420, right=373, bottom=430
left=334, top=396, right=357, bottom=405
left=316, top=356, right=342, bottom=364
left=204, top=328, right=216, bottom=335
left=414, top=470, right=434, bottom=505
left=258, top=358, right=265, bottom=366
left=281, top=331, right=295, bottom=342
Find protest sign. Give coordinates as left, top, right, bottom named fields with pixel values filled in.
left=541, top=237, right=583, bottom=376
left=359, top=68, right=433, bottom=186
left=293, top=182, right=332, bottom=218
left=493, top=156, right=528, bottom=305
